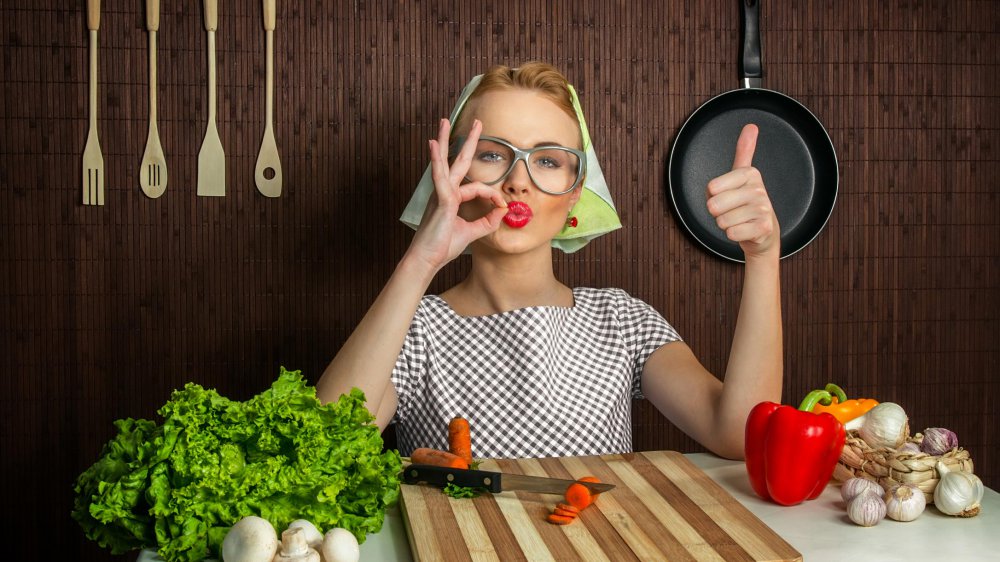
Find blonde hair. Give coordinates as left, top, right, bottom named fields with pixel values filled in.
left=453, top=61, right=580, bottom=143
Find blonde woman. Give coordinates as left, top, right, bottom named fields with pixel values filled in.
left=317, top=62, right=782, bottom=461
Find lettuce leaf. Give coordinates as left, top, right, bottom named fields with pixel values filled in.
left=72, top=368, right=401, bottom=561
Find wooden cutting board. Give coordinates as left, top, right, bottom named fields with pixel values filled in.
left=399, top=451, right=801, bottom=562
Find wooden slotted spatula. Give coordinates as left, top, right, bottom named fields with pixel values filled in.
left=197, top=0, right=225, bottom=197
left=82, top=0, right=104, bottom=206
left=140, top=0, right=167, bottom=198
left=254, top=0, right=282, bottom=197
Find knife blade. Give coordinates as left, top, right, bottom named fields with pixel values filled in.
left=401, top=464, right=615, bottom=495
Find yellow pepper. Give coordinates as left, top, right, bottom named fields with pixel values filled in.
left=809, top=384, right=879, bottom=425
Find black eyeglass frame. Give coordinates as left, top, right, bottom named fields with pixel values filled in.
left=451, top=135, right=587, bottom=195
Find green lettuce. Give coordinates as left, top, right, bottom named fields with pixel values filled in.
left=72, top=368, right=401, bottom=561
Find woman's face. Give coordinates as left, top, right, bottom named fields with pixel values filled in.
left=455, top=89, right=583, bottom=255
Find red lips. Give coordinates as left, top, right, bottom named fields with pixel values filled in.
left=502, top=201, right=533, bottom=228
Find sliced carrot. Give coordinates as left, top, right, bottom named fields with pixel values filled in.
left=553, top=507, right=579, bottom=518
left=546, top=513, right=575, bottom=525
left=565, top=483, right=592, bottom=510
left=556, top=502, right=580, bottom=514
left=410, top=447, right=469, bottom=469
left=448, top=416, right=473, bottom=465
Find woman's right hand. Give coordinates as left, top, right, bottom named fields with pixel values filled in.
left=405, top=118, right=508, bottom=270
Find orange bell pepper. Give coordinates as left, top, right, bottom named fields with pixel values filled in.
left=809, top=384, right=878, bottom=425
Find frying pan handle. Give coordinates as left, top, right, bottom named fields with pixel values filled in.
left=739, top=0, right=763, bottom=88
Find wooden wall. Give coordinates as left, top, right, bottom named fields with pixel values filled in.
left=1, top=1, right=996, bottom=560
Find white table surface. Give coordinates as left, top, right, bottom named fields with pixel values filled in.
left=139, top=452, right=999, bottom=562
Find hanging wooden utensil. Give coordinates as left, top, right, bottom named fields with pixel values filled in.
left=140, top=0, right=167, bottom=198
left=254, top=0, right=282, bottom=197
left=82, top=0, right=104, bottom=206
left=197, top=0, right=226, bottom=197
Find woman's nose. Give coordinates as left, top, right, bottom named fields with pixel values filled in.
left=503, top=160, right=531, bottom=195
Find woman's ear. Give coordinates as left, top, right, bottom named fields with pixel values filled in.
left=567, top=184, right=583, bottom=210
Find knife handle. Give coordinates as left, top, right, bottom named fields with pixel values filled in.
left=402, top=464, right=502, bottom=493
left=146, top=0, right=159, bottom=32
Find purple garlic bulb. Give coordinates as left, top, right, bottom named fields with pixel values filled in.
left=920, top=427, right=958, bottom=456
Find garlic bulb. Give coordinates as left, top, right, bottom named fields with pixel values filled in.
left=859, top=402, right=909, bottom=449
left=847, top=490, right=886, bottom=527
left=896, top=442, right=921, bottom=455
left=884, top=484, right=926, bottom=522
left=920, top=427, right=959, bottom=456
left=934, top=461, right=983, bottom=517
left=841, top=477, right=884, bottom=503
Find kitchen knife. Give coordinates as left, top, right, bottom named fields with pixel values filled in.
left=402, top=464, right=615, bottom=495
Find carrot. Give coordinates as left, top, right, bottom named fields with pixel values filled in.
left=546, top=513, right=575, bottom=525
left=556, top=503, right=580, bottom=514
left=410, top=447, right=469, bottom=469
left=553, top=507, right=579, bottom=518
left=448, top=416, right=473, bottom=465
left=565, top=483, right=592, bottom=510
left=565, top=475, right=602, bottom=510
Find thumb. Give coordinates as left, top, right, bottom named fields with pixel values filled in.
left=732, top=123, right=759, bottom=170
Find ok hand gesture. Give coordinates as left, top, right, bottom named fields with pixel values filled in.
left=407, top=118, right=508, bottom=270
left=706, top=124, right=781, bottom=261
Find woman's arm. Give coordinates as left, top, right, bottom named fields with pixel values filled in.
left=642, top=124, right=782, bottom=459
left=316, top=118, right=507, bottom=428
left=315, top=254, right=437, bottom=428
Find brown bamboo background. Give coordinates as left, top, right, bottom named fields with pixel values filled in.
left=0, top=1, right=997, bottom=560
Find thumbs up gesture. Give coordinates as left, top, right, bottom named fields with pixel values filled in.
left=706, top=124, right=781, bottom=261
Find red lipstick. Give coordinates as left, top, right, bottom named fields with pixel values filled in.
left=502, top=201, right=533, bottom=228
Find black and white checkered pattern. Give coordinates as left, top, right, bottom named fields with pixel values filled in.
left=390, top=287, right=681, bottom=458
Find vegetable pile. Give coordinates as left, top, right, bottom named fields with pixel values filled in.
left=72, top=368, right=402, bottom=561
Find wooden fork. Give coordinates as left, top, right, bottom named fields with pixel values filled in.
left=140, top=0, right=167, bottom=198
left=82, top=0, right=104, bottom=205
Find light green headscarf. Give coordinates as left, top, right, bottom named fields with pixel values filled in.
left=399, top=73, right=622, bottom=253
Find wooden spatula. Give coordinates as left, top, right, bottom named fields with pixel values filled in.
left=82, top=0, right=104, bottom=206
left=197, top=0, right=225, bottom=197
left=140, top=0, right=167, bottom=198
left=254, top=0, right=282, bottom=197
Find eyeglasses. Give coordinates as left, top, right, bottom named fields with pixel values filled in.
left=451, top=136, right=586, bottom=195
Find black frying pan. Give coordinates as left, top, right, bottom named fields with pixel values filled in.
left=669, top=0, right=838, bottom=262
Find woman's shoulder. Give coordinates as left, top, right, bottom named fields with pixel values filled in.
left=572, top=286, right=646, bottom=306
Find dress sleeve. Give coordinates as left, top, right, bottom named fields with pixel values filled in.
left=389, top=302, right=428, bottom=424
left=616, top=290, right=682, bottom=400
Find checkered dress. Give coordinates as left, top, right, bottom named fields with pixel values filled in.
left=390, top=287, right=681, bottom=459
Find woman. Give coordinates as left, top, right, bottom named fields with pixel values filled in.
left=316, top=62, right=782, bottom=460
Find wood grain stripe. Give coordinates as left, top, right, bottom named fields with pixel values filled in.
left=471, top=493, right=528, bottom=562
left=536, top=456, right=642, bottom=562
left=577, top=454, right=699, bottom=561
left=495, top=457, right=585, bottom=560
left=451, top=494, right=502, bottom=562
left=629, top=452, right=756, bottom=562
left=479, top=458, right=556, bottom=562
left=603, top=454, right=729, bottom=561
left=419, top=482, right=475, bottom=562
left=570, top=454, right=692, bottom=561
left=656, top=452, right=803, bottom=562
left=400, top=485, right=445, bottom=562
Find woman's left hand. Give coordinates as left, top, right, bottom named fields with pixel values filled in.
left=706, top=124, right=781, bottom=261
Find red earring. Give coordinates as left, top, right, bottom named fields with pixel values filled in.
left=566, top=216, right=578, bottom=228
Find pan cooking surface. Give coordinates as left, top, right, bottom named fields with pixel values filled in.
left=669, top=89, right=837, bottom=261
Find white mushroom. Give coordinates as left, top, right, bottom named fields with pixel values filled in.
left=286, top=520, right=323, bottom=550
left=321, top=528, right=360, bottom=562
left=222, top=516, right=279, bottom=562
left=273, top=527, right=320, bottom=562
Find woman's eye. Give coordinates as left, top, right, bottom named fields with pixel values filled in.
left=536, top=157, right=562, bottom=169
left=477, top=151, right=505, bottom=163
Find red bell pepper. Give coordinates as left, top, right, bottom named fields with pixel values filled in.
left=745, top=389, right=846, bottom=506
